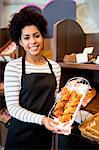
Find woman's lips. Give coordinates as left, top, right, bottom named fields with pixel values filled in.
left=30, top=46, right=39, bottom=51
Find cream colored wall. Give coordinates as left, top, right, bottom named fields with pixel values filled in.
left=76, top=0, right=99, bottom=33
left=3, top=4, right=26, bottom=28
left=0, top=0, right=3, bottom=28
left=2, top=0, right=51, bottom=28
left=2, top=0, right=99, bottom=32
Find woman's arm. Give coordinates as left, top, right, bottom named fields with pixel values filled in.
left=54, top=63, right=61, bottom=99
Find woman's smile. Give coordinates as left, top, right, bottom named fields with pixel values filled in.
left=29, top=45, right=39, bottom=51
left=20, top=25, right=44, bottom=57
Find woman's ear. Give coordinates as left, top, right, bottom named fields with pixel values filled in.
left=19, top=39, right=23, bottom=47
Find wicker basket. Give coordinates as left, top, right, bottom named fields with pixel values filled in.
left=79, top=112, right=99, bottom=144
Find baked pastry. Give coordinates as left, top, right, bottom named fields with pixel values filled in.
left=82, top=88, right=96, bottom=107
left=63, top=53, right=76, bottom=63
left=61, top=87, right=71, bottom=100
left=53, top=108, right=63, bottom=118
left=79, top=112, right=99, bottom=143
left=52, top=87, right=82, bottom=123
left=54, top=100, right=67, bottom=110
left=59, top=114, right=72, bottom=122
left=49, top=77, right=90, bottom=131
left=64, top=106, right=76, bottom=114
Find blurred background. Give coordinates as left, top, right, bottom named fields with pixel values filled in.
left=0, top=0, right=99, bottom=33
left=76, top=0, right=99, bottom=33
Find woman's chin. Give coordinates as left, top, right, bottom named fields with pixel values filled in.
left=30, top=51, right=40, bottom=56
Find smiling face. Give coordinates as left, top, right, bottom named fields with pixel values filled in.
left=20, top=25, right=44, bottom=58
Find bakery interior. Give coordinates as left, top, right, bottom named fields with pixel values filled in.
left=0, top=0, right=99, bottom=149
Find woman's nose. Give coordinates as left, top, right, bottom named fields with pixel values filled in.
left=30, top=37, right=36, bottom=44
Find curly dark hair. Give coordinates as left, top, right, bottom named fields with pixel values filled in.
left=8, top=7, right=47, bottom=45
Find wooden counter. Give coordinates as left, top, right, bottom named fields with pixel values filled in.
left=58, top=62, right=99, bottom=71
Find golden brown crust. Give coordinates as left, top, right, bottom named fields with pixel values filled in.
left=52, top=87, right=82, bottom=123
left=82, top=88, right=96, bottom=107
left=79, top=112, right=99, bottom=142
left=59, top=114, right=72, bottom=122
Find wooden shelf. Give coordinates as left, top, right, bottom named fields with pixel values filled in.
left=58, top=62, right=99, bottom=71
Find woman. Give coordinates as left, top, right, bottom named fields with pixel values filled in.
left=4, top=7, right=70, bottom=150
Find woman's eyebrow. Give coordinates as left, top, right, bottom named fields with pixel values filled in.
left=23, top=32, right=39, bottom=37
left=33, top=32, right=40, bottom=36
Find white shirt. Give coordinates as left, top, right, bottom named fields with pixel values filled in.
left=4, top=57, right=61, bottom=125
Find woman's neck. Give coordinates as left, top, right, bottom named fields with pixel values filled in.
left=25, top=55, right=46, bottom=65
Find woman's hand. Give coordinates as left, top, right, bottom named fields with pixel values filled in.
left=41, top=116, right=72, bottom=135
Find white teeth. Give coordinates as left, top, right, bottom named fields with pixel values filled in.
left=30, top=46, right=38, bottom=51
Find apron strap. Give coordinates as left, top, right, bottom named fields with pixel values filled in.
left=21, top=54, right=26, bottom=84
left=43, top=56, right=57, bottom=87
left=21, top=55, right=57, bottom=87
left=43, top=56, right=54, bottom=74
left=22, top=55, right=25, bottom=74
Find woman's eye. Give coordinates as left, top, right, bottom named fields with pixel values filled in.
left=24, top=37, right=30, bottom=40
left=35, top=34, right=40, bottom=38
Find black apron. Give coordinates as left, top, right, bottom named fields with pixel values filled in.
left=5, top=55, right=57, bottom=150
